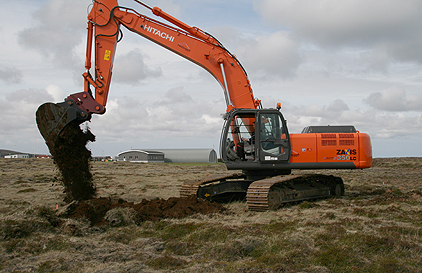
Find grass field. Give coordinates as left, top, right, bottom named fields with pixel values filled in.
left=0, top=158, right=421, bottom=272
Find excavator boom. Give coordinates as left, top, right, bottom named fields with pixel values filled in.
left=36, top=0, right=260, bottom=149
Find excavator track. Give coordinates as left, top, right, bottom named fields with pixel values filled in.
left=180, top=173, right=236, bottom=197
left=246, top=174, right=344, bottom=211
left=180, top=173, right=344, bottom=210
left=180, top=173, right=248, bottom=201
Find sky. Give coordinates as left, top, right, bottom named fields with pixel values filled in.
left=1, top=0, right=421, bottom=158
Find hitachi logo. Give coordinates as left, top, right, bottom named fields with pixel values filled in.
left=142, top=25, right=175, bottom=42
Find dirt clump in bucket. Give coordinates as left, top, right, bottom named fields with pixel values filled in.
left=50, top=121, right=97, bottom=202
left=65, top=195, right=226, bottom=226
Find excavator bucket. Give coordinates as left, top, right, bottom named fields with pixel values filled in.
left=36, top=101, right=90, bottom=151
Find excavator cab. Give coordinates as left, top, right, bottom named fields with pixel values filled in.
left=221, top=109, right=292, bottom=177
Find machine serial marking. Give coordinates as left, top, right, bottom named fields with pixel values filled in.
left=335, top=148, right=357, bottom=161
left=142, top=25, right=175, bottom=42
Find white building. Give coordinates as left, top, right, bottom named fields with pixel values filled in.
left=4, top=154, right=30, bottom=159
left=154, top=149, right=218, bottom=163
left=116, top=150, right=165, bottom=163
left=116, top=149, right=218, bottom=163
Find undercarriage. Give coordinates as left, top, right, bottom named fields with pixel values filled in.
left=180, top=173, right=344, bottom=211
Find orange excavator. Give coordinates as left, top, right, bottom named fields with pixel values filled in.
left=36, top=0, right=372, bottom=211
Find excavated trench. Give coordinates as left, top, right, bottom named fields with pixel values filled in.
left=66, top=195, right=226, bottom=226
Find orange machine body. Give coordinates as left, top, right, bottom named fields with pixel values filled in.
left=289, top=132, right=372, bottom=169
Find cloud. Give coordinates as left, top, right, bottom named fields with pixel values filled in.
left=281, top=97, right=422, bottom=140
left=326, top=99, right=349, bottom=112
left=45, top=84, right=66, bottom=102
left=363, top=86, right=422, bottom=111
left=0, top=67, right=23, bottom=84
left=6, top=88, right=52, bottom=104
left=112, top=49, right=163, bottom=85
left=241, top=31, right=301, bottom=79
left=256, top=0, right=421, bottom=46
left=152, top=0, right=182, bottom=16
left=89, top=86, right=224, bottom=146
left=280, top=99, right=354, bottom=133
left=0, top=88, right=61, bottom=153
left=0, top=88, right=52, bottom=133
left=255, top=0, right=422, bottom=67
left=156, top=86, right=193, bottom=105
left=17, top=0, right=88, bottom=70
left=285, top=99, right=351, bottom=122
left=210, top=26, right=301, bottom=79
left=370, top=112, right=422, bottom=138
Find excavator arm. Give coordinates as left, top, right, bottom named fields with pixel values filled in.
left=36, top=0, right=260, bottom=151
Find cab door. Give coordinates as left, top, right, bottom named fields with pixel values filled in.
left=257, top=111, right=291, bottom=162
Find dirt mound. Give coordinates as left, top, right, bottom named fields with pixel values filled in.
left=51, top=121, right=97, bottom=202
left=66, top=195, right=226, bottom=226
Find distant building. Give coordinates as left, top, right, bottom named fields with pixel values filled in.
left=1, top=149, right=47, bottom=158
left=116, top=149, right=218, bottom=163
left=36, top=155, right=51, bottom=159
left=116, top=150, right=165, bottom=163
left=92, top=156, right=112, bottom=162
left=155, top=149, right=218, bottom=163
left=4, top=154, right=30, bottom=159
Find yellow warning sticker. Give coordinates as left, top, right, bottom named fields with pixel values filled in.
left=104, top=50, right=111, bottom=61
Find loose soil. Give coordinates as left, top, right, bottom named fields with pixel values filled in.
left=67, top=195, right=225, bottom=226
left=50, top=121, right=96, bottom=202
